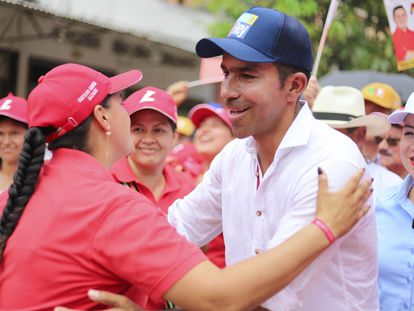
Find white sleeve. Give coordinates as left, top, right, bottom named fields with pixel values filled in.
left=167, top=150, right=225, bottom=247
left=262, top=160, right=373, bottom=310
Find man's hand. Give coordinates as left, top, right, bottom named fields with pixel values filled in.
left=54, top=289, right=144, bottom=311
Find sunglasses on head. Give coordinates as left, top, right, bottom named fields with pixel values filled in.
left=374, top=136, right=400, bottom=146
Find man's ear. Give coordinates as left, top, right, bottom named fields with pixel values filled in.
left=285, top=72, right=308, bottom=103
left=93, top=105, right=111, bottom=132
left=355, top=127, right=367, bottom=145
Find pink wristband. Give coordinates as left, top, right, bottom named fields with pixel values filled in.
left=312, top=218, right=336, bottom=244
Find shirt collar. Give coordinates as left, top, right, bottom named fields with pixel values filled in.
left=111, top=157, right=181, bottom=193
left=48, top=148, right=115, bottom=181
left=394, top=175, right=414, bottom=217
left=243, top=101, right=315, bottom=155
left=111, top=156, right=136, bottom=183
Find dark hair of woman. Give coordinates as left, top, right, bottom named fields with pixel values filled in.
left=0, top=98, right=110, bottom=260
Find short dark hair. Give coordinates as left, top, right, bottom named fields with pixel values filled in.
left=393, top=5, right=405, bottom=17
left=273, top=63, right=311, bottom=88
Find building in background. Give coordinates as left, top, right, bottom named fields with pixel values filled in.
left=0, top=0, right=218, bottom=109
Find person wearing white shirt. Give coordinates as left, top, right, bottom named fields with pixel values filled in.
left=167, top=7, right=378, bottom=311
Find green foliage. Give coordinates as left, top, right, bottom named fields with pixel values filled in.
left=194, top=0, right=414, bottom=77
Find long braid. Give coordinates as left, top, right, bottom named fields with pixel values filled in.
left=0, top=127, right=50, bottom=260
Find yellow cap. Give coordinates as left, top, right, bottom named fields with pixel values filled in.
left=177, top=116, right=195, bottom=136
left=361, top=83, right=401, bottom=110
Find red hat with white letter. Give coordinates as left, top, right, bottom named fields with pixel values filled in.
left=0, top=92, right=28, bottom=124
left=27, top=63, right=142, bottom=141
left=122, top=86, right=178, bottom=124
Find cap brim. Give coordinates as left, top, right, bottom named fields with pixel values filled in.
left=319, top=114, right=390, bottom=137
left=189, top=104, right=231, bottom=129
left=126, top=106, right=176, bottom=124
left=196, top=38, right=274, bottom=62
left=109, top=70, right=143, bottom=94
left=0, top=112, right=27, bottom=124
left=388, top=111, right=408, bottom=125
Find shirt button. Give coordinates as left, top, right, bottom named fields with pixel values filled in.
left=255, top=249, right=261, bottom=255
left=256, top=211, right=262, bottom=217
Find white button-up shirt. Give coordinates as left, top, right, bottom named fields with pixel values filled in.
left=168, top=103, right=378, bottom=310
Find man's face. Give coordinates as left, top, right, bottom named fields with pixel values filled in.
left=378, top=125, right=404, bottom=173
left=394, top=7, right=407, bottom=29
left=219, top=53, right=288, bottom=140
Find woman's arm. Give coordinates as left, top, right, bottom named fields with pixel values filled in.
left=55, top=168, right=371, bottom=311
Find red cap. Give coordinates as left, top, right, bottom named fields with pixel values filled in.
left=122, top=86, right=177, bottom=124
left=189, top=103, right=231, bottom=129
left=27, top=63, right=142, bottom=141
left=0, top=92, right=28, bottom=124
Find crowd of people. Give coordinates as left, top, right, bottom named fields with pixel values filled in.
left=0, top=5, right=411, bottom=311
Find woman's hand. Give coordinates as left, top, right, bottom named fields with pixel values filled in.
left=54, top=289, right=143, bottom=311
left=315, top=167, right=372, bottom=239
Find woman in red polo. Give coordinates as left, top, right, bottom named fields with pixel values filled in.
left=0, top=63, right=371, bottom=310
left=0, top=93, right=28, bottom=191
left=111, top=87, right=196, bottom=309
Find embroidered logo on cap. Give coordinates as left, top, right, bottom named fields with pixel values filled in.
left=376, top=88, right=384, bottom=97
left=140, top=90, right=156, bottom=103
left=0, top=99, right=12, bottom=111
left=77, top=81, right=98, bottom=103
left=228, top=13, right=258, bottom=39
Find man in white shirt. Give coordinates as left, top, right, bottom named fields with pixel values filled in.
left=313, top=86, right=402, bottom=193
left=168, top=7, right=378, bottom=311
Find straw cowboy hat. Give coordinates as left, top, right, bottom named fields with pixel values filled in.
left=312, top=86, right=390, bottom=137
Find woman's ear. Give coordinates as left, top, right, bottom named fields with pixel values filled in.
left=285, top=72, right=308, bottom=103
left=172, top=131, right=179, bottom=146
left=93, top=105, right=111, bottom=133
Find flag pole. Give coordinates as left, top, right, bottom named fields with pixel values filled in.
left=312, top=0, right=341, bottom=78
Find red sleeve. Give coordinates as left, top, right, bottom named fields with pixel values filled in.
left=91, top=197, right=206, bottom=301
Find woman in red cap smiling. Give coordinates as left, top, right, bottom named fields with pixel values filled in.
left=112, top=87, right=195, bottom=214
left=0, top=63, right=371, bottom=310
left=0, top=93, right=28, bottom=191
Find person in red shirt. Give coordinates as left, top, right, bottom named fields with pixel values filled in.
left=0, top=93, right=28, bottom=191
left=392, top=5, right=414, bottom=62
left=112, top=87, right=195, bottom=214
left=111, top=87, right=196, bottom=309
left=0, top=63, right=371, bottom=311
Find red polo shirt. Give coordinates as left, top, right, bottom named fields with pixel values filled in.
left=111, top=157, right=195, bottom=214
left=393, top=27, right=414, bottom=61
left=0, top=149, right=206, bottom=310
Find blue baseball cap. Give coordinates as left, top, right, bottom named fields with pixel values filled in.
left=196, top=7, right=313, bottom=72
